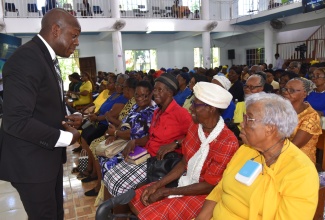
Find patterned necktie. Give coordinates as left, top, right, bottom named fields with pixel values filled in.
left=53, top=57, right=63, bottom=100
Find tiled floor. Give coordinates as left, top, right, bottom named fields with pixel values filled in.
left=0, top=143, right=98, bottom=220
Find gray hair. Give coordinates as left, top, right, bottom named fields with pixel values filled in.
left=288, top=77, right=314, bottom=95
left=248, top=74, right=266, bottom=87
left=290, top=61, right=301, bottom=69
left=245, top=93, right=298, bottom=138
left=117, top=73, right=129, bottom=81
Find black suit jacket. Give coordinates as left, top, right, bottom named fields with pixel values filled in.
left=0, top=36, right=67, bottom=183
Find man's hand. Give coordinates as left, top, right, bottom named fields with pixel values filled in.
left=62, top=121, right=80, bottom=145
left=65, top=114, right=82, bottom=129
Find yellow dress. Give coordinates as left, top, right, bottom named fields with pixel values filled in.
left=206, top=142, right=319, bottom=220
left=73, top=80, right=92, bottom=106
left=290, top=103, right=322, bottom=163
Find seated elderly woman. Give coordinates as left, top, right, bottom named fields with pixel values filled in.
left=306, top=67, right=325, bottom=117
left=196, top=93, right=319, bottom=220
left=104, top=73, right=192, bottom=201
left=84, top=80, right=157, bottom=197
left=129, top=82, right=239, bottom=219
left=282, top=77, right=322, bottom=163
left=78, top=74, right=129, bottom=181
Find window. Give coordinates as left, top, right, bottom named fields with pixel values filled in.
left=182, top=0, right=201, bottom=12
left=194, top=47, right=220, bottom=68
left=246, top=48, right=264, bottom=66
left=125, top=49, right=157, bottom=72
left=238, top=0, right=258, bottom=16
left=58, top=50, right=81, bottom=90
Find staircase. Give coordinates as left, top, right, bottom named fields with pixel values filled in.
left=277, top=25, right=325, bottom=62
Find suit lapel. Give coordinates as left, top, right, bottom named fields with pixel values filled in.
left=32, top=36, right=67, bottom=115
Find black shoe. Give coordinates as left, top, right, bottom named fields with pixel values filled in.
left=85, top=188, right=99, bottom=196
left=81, top=176, right=98, bottom=183
left=96, top=189, right=136, bottom=219
left=72, top=146, right=82, bottom=153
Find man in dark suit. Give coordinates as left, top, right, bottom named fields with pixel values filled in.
left=0, top=9, right=81, bottom=220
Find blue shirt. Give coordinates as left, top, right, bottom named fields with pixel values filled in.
left=305, top=91, right=325, bottom=115
left=174, top=87, right=192, bottom=106
left=222, top=100, right=235, bottom=121
left=98, top=92, right=128, bottom=125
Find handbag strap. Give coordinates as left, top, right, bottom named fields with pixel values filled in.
left=80, top=149, right=88, bottom=157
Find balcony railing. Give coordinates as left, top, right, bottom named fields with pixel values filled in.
left=3, top=0, right=300, bottom=20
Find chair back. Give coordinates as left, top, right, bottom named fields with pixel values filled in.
left=5, top=3, right=16, bottom=12
left=93, top=6, right=102, bottom=13
left=27, top=3, right=38, bottom=12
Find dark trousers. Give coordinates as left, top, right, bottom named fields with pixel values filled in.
left=12, top=165, right=64, bottom=220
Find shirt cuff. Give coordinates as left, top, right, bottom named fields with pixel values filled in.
left=55, top=130, right=73, bottom=148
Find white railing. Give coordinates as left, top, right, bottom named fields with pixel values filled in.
left=2, top=0, right=301, bottom=19
left=2, top=0, right=202, bottom=19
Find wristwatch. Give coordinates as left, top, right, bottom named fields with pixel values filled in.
left=174, top=140, right=181, bottom=149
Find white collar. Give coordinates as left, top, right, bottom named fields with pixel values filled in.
left=37, top=34, right=56, bottom=60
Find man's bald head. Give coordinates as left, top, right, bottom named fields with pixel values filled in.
left=39, top=8, right=81, bottom=58
left=40, top=8, right=80, bottom=35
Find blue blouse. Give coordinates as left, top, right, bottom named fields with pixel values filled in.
left=222, top=100, right=236, bottom=121
left=174, top=87, right=192, bottom=106
left=98, top=92, right=128, bottom=125
left=121, top=101, right=158, bottom=140
left=305, top=91, right=325, bottom=115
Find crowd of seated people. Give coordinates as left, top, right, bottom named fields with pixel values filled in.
left=68, top=61, right=324, bottom=219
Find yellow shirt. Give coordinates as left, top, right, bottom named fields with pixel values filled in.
left=73, top=80, right=92, bottom=106
left=206, top=141, right=319, bottom=220
left=233, top=101, right=246, bottom=127
left=93, top=89, right=109, bottom=113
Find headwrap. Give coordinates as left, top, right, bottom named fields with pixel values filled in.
left=155, top=72, right=179, bottom=94
left=179, top=72, right=190, bottom=84
left=193, top=82, right=232, bottom=109
left=213, top=75, right=231, bottom=90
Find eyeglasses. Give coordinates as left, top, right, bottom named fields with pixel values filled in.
left=281, top=87, right=302, bottom=94
left=134, top=93, right=149, bottom=100
left=243, top=84, right=262, bottom=91
left=243, top=114, right=261, bottom=125
left=309, top=75, right=325, bottom=79
left=191, top=100, right=208, bottom=108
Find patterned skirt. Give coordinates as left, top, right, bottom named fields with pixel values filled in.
left=103, top=160, right=147, bottom=197
left=131, top=183, right=207, bottom=220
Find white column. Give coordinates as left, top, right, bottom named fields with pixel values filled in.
left=202, top=32, right=211, bottom=68
left=264, top=23, right=274, bottom=66
left=112, top=31, right=124, bottom=74
left=201, top=0, right=209, bottom=20
left=111, top=0, right=120, bottom=18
